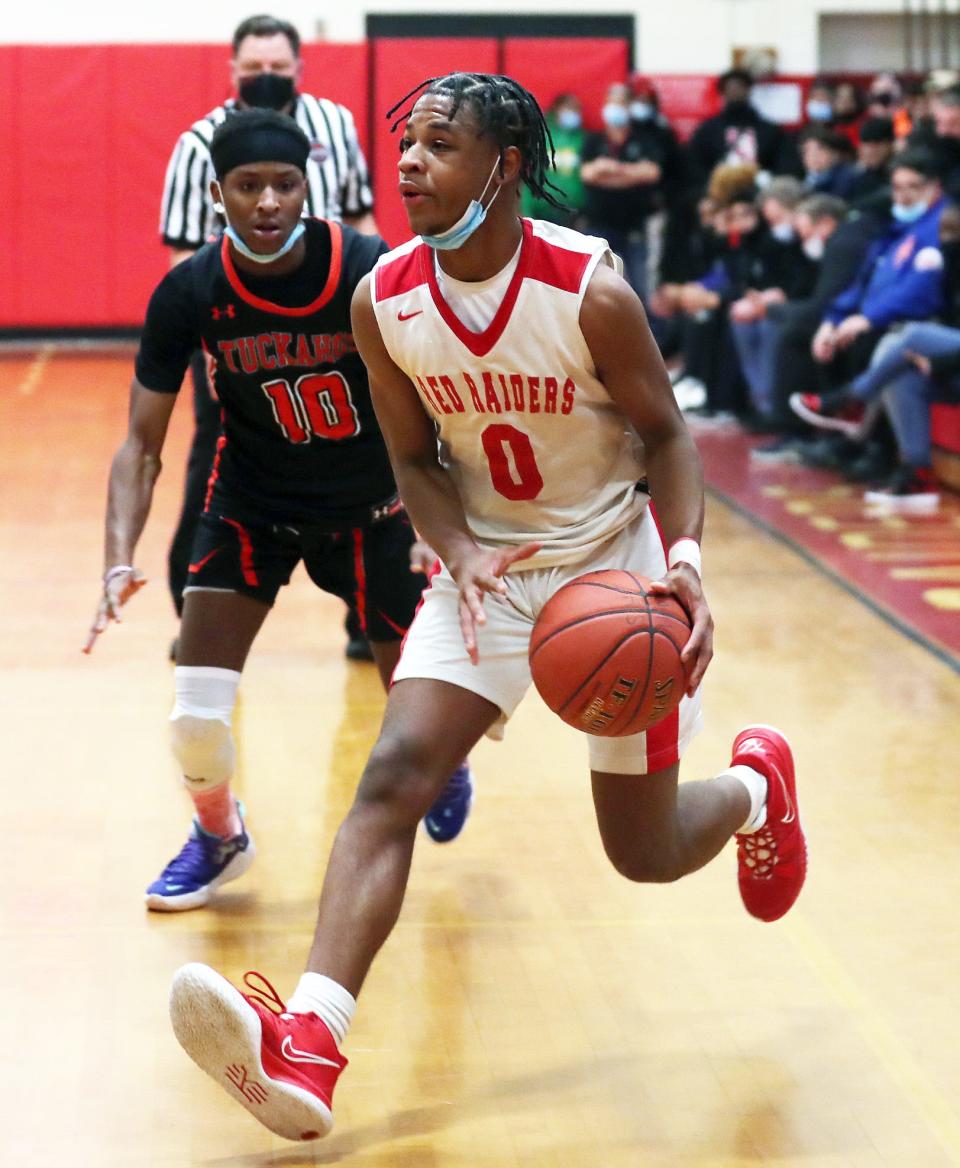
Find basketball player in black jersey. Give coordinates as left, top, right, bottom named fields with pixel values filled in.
left=85, top=110, right=473, bottom=911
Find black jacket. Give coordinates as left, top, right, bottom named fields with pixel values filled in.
left=687, top=106, right=802, bottom=189
left=778, top=215, right=879, bottom=335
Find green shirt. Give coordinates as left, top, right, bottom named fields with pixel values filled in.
left=521, top=120, right=585, bottom=223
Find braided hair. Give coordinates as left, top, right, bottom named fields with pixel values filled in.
left=387, top=72, right=567, bottom=210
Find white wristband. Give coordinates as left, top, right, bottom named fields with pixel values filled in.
left=667, top=538, right=701, bottom=578
left=103, top=564, right=134, bottom=583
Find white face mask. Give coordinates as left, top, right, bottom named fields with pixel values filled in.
left=771, top=221, right=796, bottom=243
left=802, top=234, right=825, bottom=261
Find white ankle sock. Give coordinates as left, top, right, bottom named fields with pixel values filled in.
left=287, top=973, right=356, bottom=1046
left=725, top=764, right=768, bottom=833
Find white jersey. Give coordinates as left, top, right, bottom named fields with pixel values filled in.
left=371, top=218, right=646, bottom=569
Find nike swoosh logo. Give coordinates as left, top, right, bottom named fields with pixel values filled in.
left=397, top=309, right=423, bottom=322
left=280, top=1035, right=341, bottom=1068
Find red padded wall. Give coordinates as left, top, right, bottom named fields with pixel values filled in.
left=0, top=43, right=367, bottom=329
left=501, top=38, right=628, bottom=134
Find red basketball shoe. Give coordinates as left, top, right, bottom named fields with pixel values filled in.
left=732, top=725, right=807, bottom=922
left=169, top=963, right=347, bottom=1141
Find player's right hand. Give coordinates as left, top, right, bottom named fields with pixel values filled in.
left=449, top=542, right=540, bottom=665
left=82, top=566, right=147, bottom=655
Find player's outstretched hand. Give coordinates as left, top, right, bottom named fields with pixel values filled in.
left=82, top=566, right=147, bottom=655
left=648, top=565, right=713, bottom=695
left=450, top=542, right=541, bottom=665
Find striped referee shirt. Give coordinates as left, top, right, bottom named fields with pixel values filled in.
left=160, top=93, right=374, bottom=249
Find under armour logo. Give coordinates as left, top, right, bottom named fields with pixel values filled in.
left=225, top=1063, right=268, bottom=1104
left=212, top=304, right=236, bottom=320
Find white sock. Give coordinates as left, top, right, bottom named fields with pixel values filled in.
left=287, top=973, right=356, bottom=1047
left=724, top=764, right=768, bottom=833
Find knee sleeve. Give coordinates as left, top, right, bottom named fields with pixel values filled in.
left=169, top=666, right=240, bottom=793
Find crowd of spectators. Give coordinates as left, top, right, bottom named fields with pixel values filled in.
left=524, top=67, right=960, bottom=511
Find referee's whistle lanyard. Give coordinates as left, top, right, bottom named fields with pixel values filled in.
left=212, top=184, right=306, bottom=265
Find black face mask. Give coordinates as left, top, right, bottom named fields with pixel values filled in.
left=239, top=73, right=296, bottom=111
left=724, top=99, right=754, bottom=120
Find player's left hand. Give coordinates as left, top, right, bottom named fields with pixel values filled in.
left=82, top=566, right=147, bottom=655
left=409, top=537, right=438, bottom=575
left=449, top=541, right=541, bottom=665
left=648, top=565, right=713, bottom=695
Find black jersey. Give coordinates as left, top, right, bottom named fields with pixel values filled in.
left=136, top=219, right=393, bottom=525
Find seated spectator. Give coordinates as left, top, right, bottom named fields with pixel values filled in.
left=666, top=181, right=812, bottom=418
left=788, top=203, right=960, bottom=507
left=751, top=194, right=879, bottom=459
left=925, top=88, right=960, bottom=201
left=833, top=81, right=866, bottom=146
left=580, top=81, right=679, bottom=300
left=729, top=178, right=814, bottom=422
left=805, top=78, right=835, bottom=128
left=686, top=68, right=801, bottom=190
left=801, top=125, right=859, bottom=198
left=847, top=116, right=895, bottom=209
left=807, top=150, right=945, bottom=384
left=522, top=93, right=586, bottom=227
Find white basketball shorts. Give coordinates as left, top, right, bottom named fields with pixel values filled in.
left=393, top=506, right=703, bottom=775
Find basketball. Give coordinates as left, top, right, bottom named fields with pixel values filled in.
left=529, top=570, right=691, bottom=737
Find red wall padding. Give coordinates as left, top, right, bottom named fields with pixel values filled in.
left=932, top=405, right=960, bottom=455
left=1, top=42, right=809, bottom=330
left=501, top=38, right=629, bottom=140
left=0, top=43, right=367, bottom=329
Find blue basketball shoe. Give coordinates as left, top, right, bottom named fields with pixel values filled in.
left=423, top=763, right=473, bottom=843
left=146, top=805, right=255, bottom=911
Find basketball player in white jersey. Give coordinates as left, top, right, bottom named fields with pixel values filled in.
left=168, top=74, right=807, bottom=1143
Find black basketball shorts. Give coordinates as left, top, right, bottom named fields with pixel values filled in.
left=185, top=507, right=427, bottom=642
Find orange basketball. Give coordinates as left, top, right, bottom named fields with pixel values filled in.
left=529, top=570, right=691, bottom=737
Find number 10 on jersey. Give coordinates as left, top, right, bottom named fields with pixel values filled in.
left=262, top=373, right=360, bottom=444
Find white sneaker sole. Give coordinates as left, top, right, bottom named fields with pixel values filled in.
left=169, top=962, right=333, bottom=1141
left=145, top=838, right=256, bottom=912
left=863, top=490, right=940, bottom=512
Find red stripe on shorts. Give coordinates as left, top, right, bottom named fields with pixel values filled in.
left=203, top=428, right=227, bottom=512
left=352, top=528, right=367, bottom=632
left=222, top=518, right=258, bottom=586
left=644, top=706, right=681, bottom=772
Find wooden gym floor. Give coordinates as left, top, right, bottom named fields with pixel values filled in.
left=1, top=346, right=959, bottom=1167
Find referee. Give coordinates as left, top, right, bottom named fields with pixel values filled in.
left=160, top=12, right=376, bottom=660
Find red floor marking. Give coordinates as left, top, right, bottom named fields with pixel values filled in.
left=693, top=423, right=960, bottom=666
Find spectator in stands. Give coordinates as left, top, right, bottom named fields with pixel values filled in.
left=801, top=125, right=858, bottom=198
left=866, top=73, right=912, bottom=140
left=580, top=81, right=680, bottom=300
left=669, top=180, right=812, bottom=419
left=686, top=68, right=801, bottom=190
left=788, top=203, right=960, bottom=507
left=808, top=151, right=946, bottom=397
left=925, top=88, right=960, bottom=201
left=804, top=79, right=835, bottom=128
left=847, top=116, right=895, bottom=209
left=752, top=194, right=879, bottom=460
left=833, top=81, right=866, bottom=146
left=728, top=178, right=814, bottom=423
left=521, top=93, right=585, bottom=227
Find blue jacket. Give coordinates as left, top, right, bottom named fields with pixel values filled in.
left=826, top=198, right=946, bottom=329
